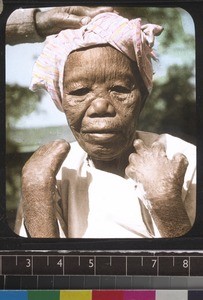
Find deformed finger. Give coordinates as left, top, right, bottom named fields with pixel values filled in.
left=33, top=139, right=69, bottom=157
left=125, top=165, right=137, bottom=181
left=172, top=152, right=189, bottom=174
left=53, top=13, right=90, bottom=29
left=63, top=6, right=114, bottom=17
left=128, top=152, right=139, bottom=164
left=133, top=139, right=148, bottom=153
left=171, top=153, right=189, bottom=183
left=151, top=140, right=166, bottom=157
left=23, top=140, right=70, bottom=177
left=81, top=6, right=115, bottom=17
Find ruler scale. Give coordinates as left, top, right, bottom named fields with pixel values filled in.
left=1, top=251, right=203, bottom=289
left=1, top=253, right=203, bottom=276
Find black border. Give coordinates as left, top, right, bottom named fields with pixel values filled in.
left=1, top=0, right=203, bottom=252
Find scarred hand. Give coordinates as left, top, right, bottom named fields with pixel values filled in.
left=35, top=6, right=116, bottom=37
left=22, top=139, right=70, bottom=237
left=125, top=136, right=191, bottom=237
left=125, top=138, right=188, bottom=203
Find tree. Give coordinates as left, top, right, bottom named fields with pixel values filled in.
left=6, top=84, right=42, bottom=152
left=6, top=84, right=42, bottom=229
left=139, top=64, right=196, bottom=144
left=117, top=7, right=196, bottom=143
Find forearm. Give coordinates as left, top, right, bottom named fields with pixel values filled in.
left=21, top=140, right=70, bottom=238
left=150, top=196, right=191, bottom=237
left=6, top=8, right=44, bottom=45
left=22, top=182, right=59, bottom=238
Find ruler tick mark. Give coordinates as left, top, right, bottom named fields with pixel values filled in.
left=141, top=256, right=143, bottom=267
left=47, top=256, right=49, bottom=266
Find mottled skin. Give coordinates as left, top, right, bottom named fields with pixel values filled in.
left=22, top=140, right=70, bottom=237
left=21, top=46, right=191, bottom=238
left=125, top=138, right=191, bottom=237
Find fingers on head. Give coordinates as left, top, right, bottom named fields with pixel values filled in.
left=65, top=6, right=114, bottom=17
left=86, top=6, right=115, bottom=17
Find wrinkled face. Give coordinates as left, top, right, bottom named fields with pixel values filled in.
left=62, top=46, right=145, bottom=161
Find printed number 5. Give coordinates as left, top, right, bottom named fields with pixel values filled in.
left=89, top=258, right=94, bottom=268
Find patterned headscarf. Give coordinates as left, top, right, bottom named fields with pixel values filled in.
left=30, top=12, right=163, bottom=111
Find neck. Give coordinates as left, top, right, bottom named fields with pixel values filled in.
left=91, top=146, right=133, bottom=177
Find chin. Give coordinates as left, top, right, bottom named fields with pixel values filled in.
left=74, top=133, right=134, bottom=161
left=83, top=144, right=126, bottom=162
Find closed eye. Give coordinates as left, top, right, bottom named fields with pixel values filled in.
left=69, top=87, right=90, bottom=96
left=111, top=85, right=131, bottom=93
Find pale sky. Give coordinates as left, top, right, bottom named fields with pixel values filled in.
left=5, top=7, right=195, bottom=129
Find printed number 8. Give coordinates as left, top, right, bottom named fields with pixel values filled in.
left=183, top=259, right=189, bottom=268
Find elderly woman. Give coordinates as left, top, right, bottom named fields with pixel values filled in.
left=16, top=12, right=196, bottom=238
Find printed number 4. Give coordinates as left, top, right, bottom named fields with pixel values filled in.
left=57, top=259, right=63, bottom=268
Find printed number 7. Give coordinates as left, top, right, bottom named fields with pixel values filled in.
left=152, top=259, right=157, bottom=268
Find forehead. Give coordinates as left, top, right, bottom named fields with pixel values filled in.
left=67, top=45, right=132, bottom=66
left=64, top=45, right=138, bottom=83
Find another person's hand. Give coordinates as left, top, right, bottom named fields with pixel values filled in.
left=35, top=6, right=115, bottom=37
left=22, top=140, right=70, bottom=237
left=125, top=136, right=191, bottom=237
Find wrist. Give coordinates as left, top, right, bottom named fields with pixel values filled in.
left=146, top=190, right=183, bottom=209
left=34, top=10, right=47, bottom=38
left=150, top=196, right=191, bottom=236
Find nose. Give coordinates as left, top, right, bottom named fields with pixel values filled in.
left=87, top=98, right=116, bottom=118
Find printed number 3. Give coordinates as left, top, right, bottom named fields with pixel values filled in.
left=26, top=258, right=31, bottom=268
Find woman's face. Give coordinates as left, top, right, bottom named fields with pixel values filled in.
left=62, top=46, right=144, bottom=161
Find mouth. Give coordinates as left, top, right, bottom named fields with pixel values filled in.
left=81, top=130, right=120, bottom=143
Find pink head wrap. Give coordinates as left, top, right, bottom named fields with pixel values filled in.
left=30, top=12, right=163, bottom=111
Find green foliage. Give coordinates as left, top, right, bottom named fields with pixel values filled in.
left=116, top=7, right=194, bottom=48
left=6, top=84, right=42, bottom=228
left=6, top=84, right=41, bottom=127
left=116, top=6, right=196, bottom=144
left=139, top=64, right=196, bottom=144
left=6, top=84, right=42, bottom=153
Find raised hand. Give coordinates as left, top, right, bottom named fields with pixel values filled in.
left=125, top=137, right=191, bottom=237
left=35, top=6, right=115, bottom=37
left=22, top=140, right=70, bottom=237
